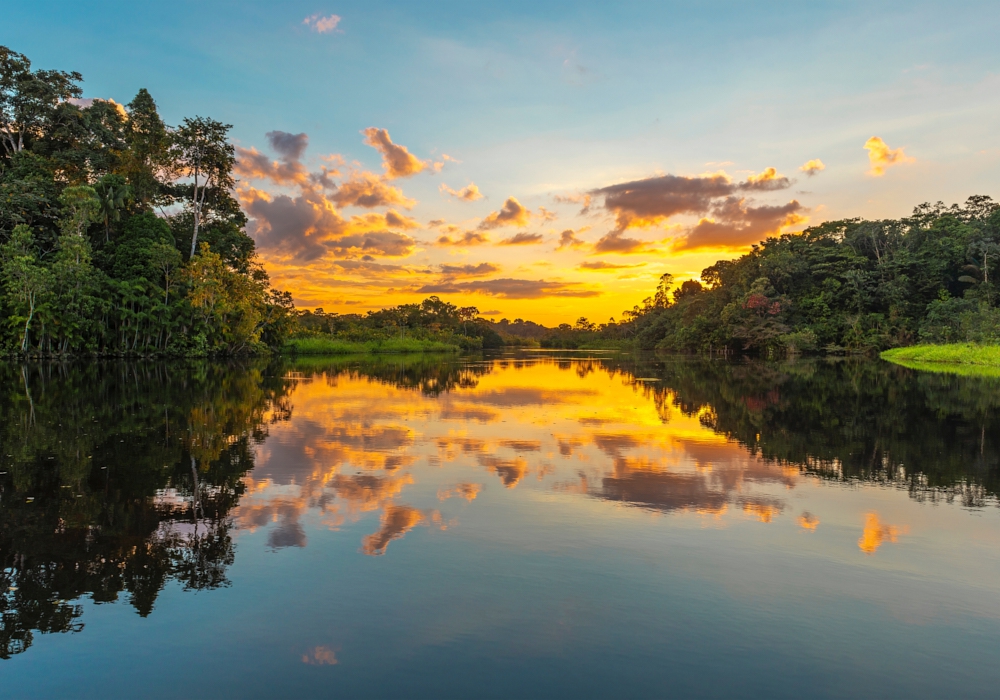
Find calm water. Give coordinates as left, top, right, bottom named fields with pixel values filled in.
left=3, top=353, right=1000, bottom=698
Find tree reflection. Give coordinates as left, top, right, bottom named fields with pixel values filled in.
left=0, top=361, right=292, bottom=658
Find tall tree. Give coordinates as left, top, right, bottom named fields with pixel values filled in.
left=0, top=46, right=82, bottom=157
left=167, top=117, right=235, bottom=259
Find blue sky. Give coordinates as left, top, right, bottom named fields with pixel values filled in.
left=6, top=1, right=1000, bottom=321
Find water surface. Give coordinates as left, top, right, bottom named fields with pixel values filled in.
left=3, top=353, right=1000, bottom=698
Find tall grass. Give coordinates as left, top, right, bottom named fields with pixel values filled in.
left=285, top=337, right=461, bottom=355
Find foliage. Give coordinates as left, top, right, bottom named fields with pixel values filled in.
left=881, top=343, right=1000, bottom=371
left=559, top=197, right=1000, bottom=355
left=0, top=46, right=293, bottom=356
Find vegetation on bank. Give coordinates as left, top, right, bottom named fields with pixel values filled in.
left=0, top=47, right=294, bottom=356
left=537, top=196, right=1000, bottom=355
left=881, top=343, right=1000, bottom=377
left=286, top=336, right=460, bottom=355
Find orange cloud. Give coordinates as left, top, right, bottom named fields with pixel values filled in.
left=799, top=159, right=825, bottom=176
left=858, top=512, right=907, bottom=554
left=675, top=198, right=805, bottom=252
left=437, top=230, right=490, bottom=246
left=593, top=230, right=649, bottom=254
left=797, top=512, right=819, bottom=530
left=864, top=136, right=914, bottom=176
left=437, top=483, right=482, bottom=501
left=743, top=167, right=790, bottom=191
left=557, top=229, right=587, bottom=250
left=537, top=206, right=557, bottom=222
left=478, top=197, right=531, bottom=229
left=361, top=504, right=440, bottom=555
left=330, top=171, right=415, bottom=209
left=362, top=127, right=426, bottom=179
left=440, top=182, right=484, bottom=201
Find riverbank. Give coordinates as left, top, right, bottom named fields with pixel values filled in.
left=285, top=337, right=461, bottom=355
left=881, top=343, right=1000, bottom=377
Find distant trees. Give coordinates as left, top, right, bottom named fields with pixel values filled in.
left=0, top=46, right=292, bottom=356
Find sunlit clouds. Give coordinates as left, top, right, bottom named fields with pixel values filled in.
left=864, top=136, right=915, bottom=176
left=235, top=122, right=833, bottom=320
left=440, top=182, right=483, bottom=201
left=799, top=159, right=825, bottom=176
left=362, top=127, right=427, bottom=179
left=478, top=197, right=531, bottom=229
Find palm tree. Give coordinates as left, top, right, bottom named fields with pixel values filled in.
left=94, top=174, right=131, bottom=242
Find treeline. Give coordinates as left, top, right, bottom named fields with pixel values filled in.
left=0, top=46, right=293, bottom=356
left=556, top=196, right=1000, bottom=354
left=293, top=296, right=508, bottom=351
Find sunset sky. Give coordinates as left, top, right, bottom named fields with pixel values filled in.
left=10, top=1, right=1000, bottom=324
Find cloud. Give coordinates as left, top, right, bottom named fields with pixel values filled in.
left=675, top=197, right=805, bottom=251
left=330, top=171, right=415, bottom=209
left=799, top=159, right=825, bottom=177
left=439, top=262, right=500, bottom=277
left=557, top=229, right=587, bottom=250
left=440, top=182, right=483, bottom=201
left=362, top=127, right=426, bottom=179
left=303, top=13, right=342, bottom=33
left=437, top=230, right=490, bottom=246
left=864, top=136, right=914, bottom=176
left=578, top=261, right=645, bottom=271
left=593, top=171, right=793, bottom=231
left=67, top=97, right=128, bottom=119
left=361, top=504, right=440, bottom=556
left=236, top=131, right=312, bottom=186
left=240, top=186, right=343, bottom=261
left=328, top=230, right=416, bottom=258
left=741, top=167, right=790, bottom=191
left=537, top=206, right=557, bottom=222
left=437, top=483, right=482, bottom=502
left=416, top=278, right=599, bottom=299
left=266, top=130, right=308, bottom=161
left=499, top=232, right=544, bottom=245
left=478, top=197, right=531, bottom=229
left=593, top=173, right=736, bottom=231
left=553, top=192, right=592, bottom=215
left=593, top=231, right=648, bottom=254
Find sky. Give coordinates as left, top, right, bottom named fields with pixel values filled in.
left=7, top=1, right=1000, bottom=324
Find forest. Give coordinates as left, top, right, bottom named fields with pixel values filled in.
left=548, top=195, right=1000, bottom=354
left=0, top=46, right=293, bottom=356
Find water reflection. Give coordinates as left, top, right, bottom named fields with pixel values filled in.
left=0, top=361, right=292, bottom=658
left=2, top=353, right=1000, bottom=663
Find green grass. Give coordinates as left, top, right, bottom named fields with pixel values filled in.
left=881, top=343, right=1000, bottom=376
left=285, top=337, right=461, bottom=355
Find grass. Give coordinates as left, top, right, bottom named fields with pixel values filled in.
left=285, top=337, right=461, bottom=355
left=881, top=343, right=1000, bottom=377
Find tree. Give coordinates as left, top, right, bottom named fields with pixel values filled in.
left=122, top=89, right=169, bottom=209
left=0, top=46, right=82, bottom=156
left=58, top=185, right=99, bottom=238
left=168, top=117, right=235, bottom=258
left=0, top=225, right=51, bottom=352
left=94, top=174, right=131, bottom=242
